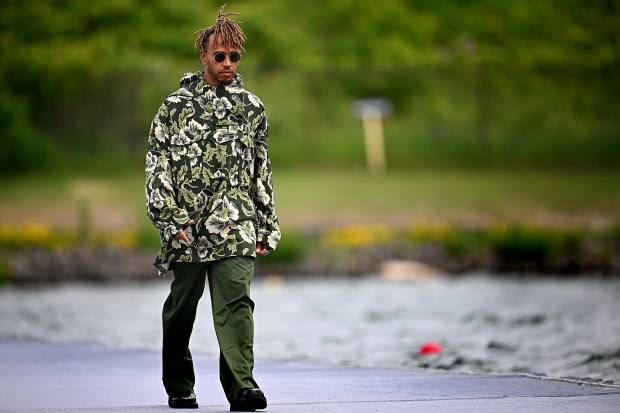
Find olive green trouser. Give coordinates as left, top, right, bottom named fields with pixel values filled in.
left=162, top=256, right=258, bottom=403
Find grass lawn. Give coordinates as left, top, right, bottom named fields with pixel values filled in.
left=1, top=168, right=619, bottom=232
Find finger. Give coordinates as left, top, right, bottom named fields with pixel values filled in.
left=180, top=231, right=190, bottom=244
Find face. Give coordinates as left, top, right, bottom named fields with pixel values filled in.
left=200, top=35, right=240, bottom=86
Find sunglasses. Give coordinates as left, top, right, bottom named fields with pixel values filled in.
left=213, top=51, right=242, bottom=63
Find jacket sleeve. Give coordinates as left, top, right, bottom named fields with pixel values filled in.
left=251, top=108, right=281, bottom=250
left=145, top=101, right=190, bottom=241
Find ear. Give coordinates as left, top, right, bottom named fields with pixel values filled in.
left=200, top=49, right=208, bottom=65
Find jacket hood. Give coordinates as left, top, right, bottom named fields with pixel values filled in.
left=179, top=71, right=244, bottom=95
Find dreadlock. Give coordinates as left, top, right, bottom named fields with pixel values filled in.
left=194, top=3, right=247, bottom=54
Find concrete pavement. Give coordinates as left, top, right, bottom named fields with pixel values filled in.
left=1, top=339, right=619, bottom=412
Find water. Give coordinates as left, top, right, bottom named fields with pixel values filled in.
left=1, top=274, right=619, bottom=383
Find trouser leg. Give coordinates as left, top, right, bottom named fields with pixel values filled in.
left=162, top=262, right=207, bottom=395
left=207, top=256, right=258, bottom=403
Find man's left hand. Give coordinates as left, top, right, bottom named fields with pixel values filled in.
left=255, top=242, right=270, bottom=256
left=170, top=220, right=194, bottom=244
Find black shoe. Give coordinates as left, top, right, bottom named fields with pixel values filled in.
left=168, top=389, right=198, bottom=409
left=230, top=388, right=267, bottom=411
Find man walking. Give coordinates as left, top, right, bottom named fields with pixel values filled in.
left=145, top=4, right=280, bottom=411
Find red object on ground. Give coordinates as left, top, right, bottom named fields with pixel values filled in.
left=419, top=341, right=443, bottom=355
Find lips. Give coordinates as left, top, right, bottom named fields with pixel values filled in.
left=221, top=71, right=233, bottom=76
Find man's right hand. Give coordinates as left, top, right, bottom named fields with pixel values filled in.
left=170, top=220, right=194, bottom=244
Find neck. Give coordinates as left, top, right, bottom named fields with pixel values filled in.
left=203, top=73, right=219, bottom=86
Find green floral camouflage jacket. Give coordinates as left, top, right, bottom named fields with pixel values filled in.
left=145, top=71, right=281, bottom=275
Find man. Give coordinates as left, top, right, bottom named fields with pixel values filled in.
left=145, top=4, right=280, bottom=411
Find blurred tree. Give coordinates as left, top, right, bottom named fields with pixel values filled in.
left=0, top=0, right=618, bottom=172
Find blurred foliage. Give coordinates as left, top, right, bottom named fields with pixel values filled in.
left=0, top=259, right=11, bottom=284
left=487, top=224, right=562, bottom=263
left=407, top=218, right=452, bottom=243
left=485, top=224, right=591, bottom=271
left=0, top=222, right=76, bottom=250
left=261, top=229, right=309, bottom=263
left=0, top=221, right=138, bottom=251
left=1, top=218, right=618, bottom=273
left=322, top=224, right=394, bottom=248
left=137, top=224, right=163, bottom=250
left=1, top=0, right=619, bottom=174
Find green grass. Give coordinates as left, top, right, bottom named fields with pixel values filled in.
left=272, top=168, right=620, bottom=224
left=1, top=168, right=619, bottom=232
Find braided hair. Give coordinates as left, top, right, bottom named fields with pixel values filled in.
left=194, top=3, right=247, bottom=53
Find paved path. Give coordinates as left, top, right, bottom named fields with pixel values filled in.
left=1, top=340, right=619, bottom=412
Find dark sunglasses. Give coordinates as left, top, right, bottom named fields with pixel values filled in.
left=213, top=51, right=242, bottom=63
